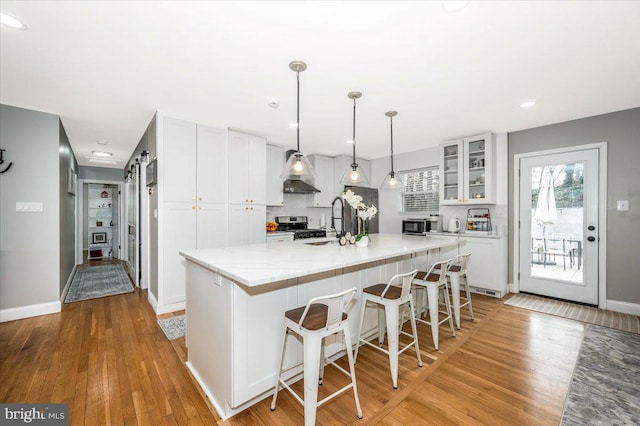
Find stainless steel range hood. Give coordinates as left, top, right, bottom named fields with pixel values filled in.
left=283, top=150, right=320, bottom=194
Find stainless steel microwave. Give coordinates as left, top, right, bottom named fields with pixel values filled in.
left=402, top=219, right=429, bottom=235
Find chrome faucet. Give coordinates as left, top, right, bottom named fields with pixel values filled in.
left=331, top=196, right=345, bottom=237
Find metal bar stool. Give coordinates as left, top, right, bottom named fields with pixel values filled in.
left=271, top=287, right=363, bottom=425
left=354, top=270, right=422, bottom=389
left=412, top=259, right=455, bottom=351
left=434, top=253, right=473, bottom=329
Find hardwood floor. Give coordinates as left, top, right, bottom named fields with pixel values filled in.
left=0, top=285, right=585, bottom=425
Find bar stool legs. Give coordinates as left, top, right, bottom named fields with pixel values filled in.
left=355, top=270, right=422, bottom=389
left=412, top=259, right=455, bottom=351
left=446, top=253, right=473, bottom=329
left=271, top=288, right=362, bottom=425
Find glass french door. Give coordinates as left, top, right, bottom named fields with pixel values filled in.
left=519, top=149, right=599, bottom=304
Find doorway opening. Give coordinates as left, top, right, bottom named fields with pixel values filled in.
left=514, top=143, right=607, bottom=308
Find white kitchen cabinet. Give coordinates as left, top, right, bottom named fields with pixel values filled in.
left=163, top=119, right=226, bottom=203
left=461, top=235, right=507, bottom=298
left=228, top=204, right=266, bottom=246
left=162, top=202, right=197, bottom=305
left=228, top=131, right=266, bottom=205
left=266, top=145, right=284, bottom=206
left=440, top=133, right=496, bottom=205
left=196, top=203, right=226, bottom=249
left=306, top=154, right=334, bottom=207
left=196, top=126, right=226, bottom=203
left=163, top=118, right=197, bottom=203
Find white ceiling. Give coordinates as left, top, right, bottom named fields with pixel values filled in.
left=1, top=1, right=639, bottom=168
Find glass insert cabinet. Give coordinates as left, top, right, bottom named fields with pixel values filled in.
left=439, top=133, right=495, bottom=205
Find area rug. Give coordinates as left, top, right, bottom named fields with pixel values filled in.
left=561, top=324, right=640, bottom=425
left=158, top=315, right=186, bottom=340
left=505, top=293, right=640, bottom=334
left=64, top=264, right=133, bottom=303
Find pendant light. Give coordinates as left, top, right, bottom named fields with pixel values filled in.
left=380, top=110, right=400, bottom=190
left=339, top=91, right=369, bottom=185
left=280, top=60, right=317, bottom=182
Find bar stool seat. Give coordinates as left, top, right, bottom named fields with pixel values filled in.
left=435, top=253, right=473, bottom=329
left=271, top=288, right=362, bottom=425
left=412, top=259, right=455, bottom=351
left=355, top=270, right=422, bottom=389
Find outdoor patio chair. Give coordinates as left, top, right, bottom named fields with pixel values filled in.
left=543, top=236, right=574, bottom=271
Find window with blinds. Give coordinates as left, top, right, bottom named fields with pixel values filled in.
left=398, top=167, right=439, bottom=212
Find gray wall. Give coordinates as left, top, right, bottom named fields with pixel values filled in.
left=78, top=166, right=124, bottom=182
left=0, top=105, right=61, bottom=309
left=59, top=122, right=78, bottom=294
left=126, top=113, right=158, bottom=299
left=509, top=107, right=640, bottom=304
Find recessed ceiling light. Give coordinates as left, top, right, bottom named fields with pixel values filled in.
left=520, top=100, right=536, bottom=109
left=442, top=1, right=469, bottom=13
left=1, top=12, right=27, bottom=30
left=96, top=139, right=108, bottom=145
left=289, top=122, right=298, bottom=128
left=268, top=100, right=279, bottom=108
left=92, top=151, right=112, bottom=157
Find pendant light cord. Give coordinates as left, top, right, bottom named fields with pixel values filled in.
left=390, top=115, right=394, bottom=174
left=296, top=71, right=301, bottom=153
left=352, top=97, right=357, bottom=164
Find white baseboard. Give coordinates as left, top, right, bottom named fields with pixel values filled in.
left=606, top=299, right=640, bottom=316
left=60, top=265, right=78, bottom=304
left=0, top=301, right=62, bottom=323
left=155, top=301, right=185, bottom=315
left=147, top=290, right=158, bottom=312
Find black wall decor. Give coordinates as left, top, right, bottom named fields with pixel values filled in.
left=0, top=148, right=13, bottom=173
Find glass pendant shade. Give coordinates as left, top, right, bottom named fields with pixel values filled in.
left=280, top=60, right=316, bottom=181
left=340, top=163, right=369, bottom=185
left=340, top=91, right=369, bottom=186
left=380, top=171, right=400, bottom=190
left=280, top=151, right=317, bottom=181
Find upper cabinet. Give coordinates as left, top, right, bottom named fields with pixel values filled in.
left=439, top=133, right=496, bottom=205
left=162, top=118, right=226, bottom=204
left=266, top=145, right=284, bottom=206
left=228, top=131, right=266, bottom=205
left=306, top=155, right=334, bottom=207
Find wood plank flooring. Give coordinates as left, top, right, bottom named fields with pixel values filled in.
left=1, top=278, right=585, bottom=425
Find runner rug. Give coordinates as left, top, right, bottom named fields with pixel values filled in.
left=158, top=315, right=186, bottom=340
left=505, top=293, right=640, bottom=334
left=65, top=264, right=133, bottom=303
left=560, top=324, right=640, bottom=425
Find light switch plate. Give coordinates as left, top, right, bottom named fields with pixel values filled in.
left=16, top=202, right=43, bottom=212
left=617, top=200, right=629, bottom=211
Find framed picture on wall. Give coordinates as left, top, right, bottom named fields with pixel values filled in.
left=67, top=168, right=77, bottom=195
left=92, top=232, right=107, bottom=244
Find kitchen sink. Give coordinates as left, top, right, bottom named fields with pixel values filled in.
left=304, top=241, right=334, bottom=246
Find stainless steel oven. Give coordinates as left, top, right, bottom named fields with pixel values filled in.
left=402, top=219, right=429, bottom=235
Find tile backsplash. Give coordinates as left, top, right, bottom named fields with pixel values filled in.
left=266, top=194, right=332, bottom=229
left=439, top=204, right=508, bottom=235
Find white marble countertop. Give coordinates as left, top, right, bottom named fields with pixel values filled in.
left=180, top=233, right=459, bottom=287
left=406, top=231, right=507, bottom=239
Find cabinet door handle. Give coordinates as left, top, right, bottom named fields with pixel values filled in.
left=250, top=199, right=254, bottom=203
left=198, top=206, right=202, bottom=210
left=192, top=197, right=196, bottom=201
left=192, top=206, right=195, bottom=210
left=245, top=199, right=249, bottom=203
left=198, top=197, right=202, bottom=201
left=250, top=207, right=253, bottom=210
left=245, top=207, right=248, bottom=210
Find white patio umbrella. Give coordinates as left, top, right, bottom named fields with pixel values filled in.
left=534, top=166, right=557, bottom=235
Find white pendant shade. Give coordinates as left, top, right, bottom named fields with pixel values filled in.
left=380, top=171, right=400, bottom=190
left=280, top=151, right=317, bottom=181
left=340, top=163, right=369, bottom=185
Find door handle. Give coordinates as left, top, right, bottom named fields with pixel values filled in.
left=587, top=236, right=596, bottom=242
left=587, top=225, right=595, bottom=231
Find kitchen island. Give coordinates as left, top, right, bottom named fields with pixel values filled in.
left=179, top=233, right=459, bottom=419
